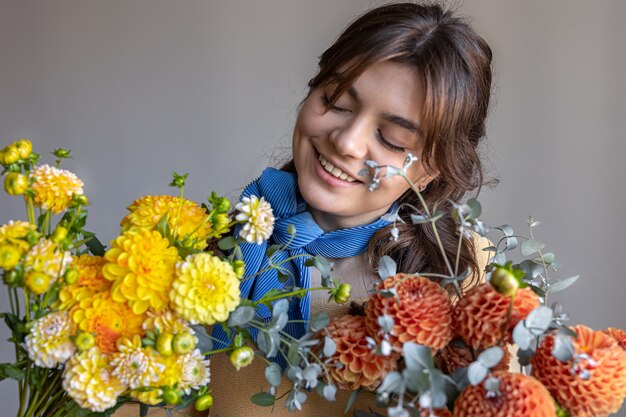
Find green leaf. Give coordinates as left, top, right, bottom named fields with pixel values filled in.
left=190, top=325, right=213, bottom=353
left=403, top=342, right=433, bottom=371
left=467, top=362, right=488, bottom=385
left=522, top=239, right=545, bottom=256
left=0, top=363, right=25, bottom=381
left=552, top=334, right=575, bottom=362
left=250, top=392, right=276, bottom=407
left=309, top=312, right=329, bottom=332
left=344, top=389, right=361, bottom=414
left=139, top=403, right=149, bottom=417
left=525, top=306, right=553, bottom=336
left=84, top=233, right=106, bottom=256
left=304, top=256, right=332, bottom=280
left=477, top=346, right=504, bottom=368
left=265, top=244, right=281, bottom=259
left=378, top=255, right=397, bottom=280
left=467, top=198, right=482, bottom=218
left=264, top=363, right=282, bottom=387
left=532, top=252, right=555, bottom=265
left=548, top=276, right=580, bottom=294
left=272, top=299, right=289, bottom=316
left=323, top=336, right=336, bottom=357
left=227, top=306, right=256, bottom=327
left=218, top=236, right=237, bottom=251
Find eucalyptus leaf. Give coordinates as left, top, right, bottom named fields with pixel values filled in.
left=265, top=363, right=282, bottom=386
left=267, top=331, right=280, bottom=358
left=467, top=198, right=482, bottom=218
left=525, top=306, right=553, bottom=335
left=403, top=342, right=433, bottom=371
left=269, top=312, right=289, bottom=332
left=521, top=239, right=545, bottom=256
left=410, top=214, right=429, bottom=224
left=548, top=276, right=580, bottom=294
left=385, top=166, right=403, bottom=177
left=227, top=306, right=256, bottom=327
left=467, top=362, right=488, bottom=385
left=532, top=252, right=555, bottom=265
left=477, top=346, right=504, bottom=368
left=377, top=371, right=403, bottom=394
left=323, top=384, right=337, bottom=401
left=512, top=321, right=533, bottom=350
left=483, top=376, right=500, bottom=394
left=495, top=224, right=514, bottom=237
left=287, top=341, right=300, bottom=364
left=272, top=299, right=289, bottom=317
left=377, top=315, right=394, bottom=333
left=381, top=212, right=401, bottom=223
left=218, top=236, right=237, bottom=251
left=552, top=334, right=575, bottom=362
left=323, top=336, right=337, bottom=357
left=378, top=255, right=397, bottom=279
left=309, top=312, right=329, bottom=332
left=250, top=392, right=276, bottom=407
left=266, top=244, right=281, bottom=259
left=344, top=389, right=361, bottom=414
left=517, top=347, right=535, bottom=366
left=190, top=325, right=213, bottom=353
left=304, top=256, right=332, bottom=280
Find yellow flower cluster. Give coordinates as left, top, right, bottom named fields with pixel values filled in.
left=30, top=164, right=84, bottom=214
left=143, top=309, right=192, bottom=335
left=0, top=220, right=36, bottom=254
left=121, top=195, right=212, bottom=250
left=57, top=255, right=111, bottom=310
left=23, top=238, right=72, bottom=283
left=170, top=253, right=240, bottom=325
left=103, top=229, right=179, bottom=314
left=62, top=347, right=126, bottom=412
left=110, top=335, right=164, bottom=389
left=25, top=311, right=76, bottom=368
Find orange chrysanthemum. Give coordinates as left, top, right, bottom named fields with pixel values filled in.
left=121, top=195, right=212, bottom=250
left=453, top=284, right=540, bottom=350
left=435, top=340, right=511, bottom=375
left=323, top=314, right=397, bottom=391
left=531, top=325, right=626, bottom=417
left=453, top=371, right=556, bottom=417
left=70, top=291, right=146, bottom=353
left=602, top=327, right=626, bottom=351
left=365, top=274, right=453, bottom=351
left=57, top=255, right=110, bottom=310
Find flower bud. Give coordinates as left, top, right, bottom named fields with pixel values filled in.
left=64, top=268, right=79, bottom=285
left=52, top=148, right=71, bottom=159
left=51, top=226, right=68, bottom=243
left=232, top=260, right=245, bottom=278
left=0, top=145, right=20, bottom=165
left=490, top=266, right=520, bottom=297
left=216, top=197, right=231, bottom=214
left=194, top=393, right=214, bottom=411
left=229, top=346, right=254, bottom=371
left=3, top=270, right=20, bottom=286
left=0, top=244, right=21, bottom=270
left=172, top=332, right=196, bottom=354
left=14, top=139, right=32, bottom=159
left=25, top=271, right=51, bottom=294
left=333, top=283, right=352, bottom=304
left=211, top=213, right=231, bottom=237
left=4, top=173, right=28, bottom=195
left=71, top=194, right=89, bottom=206
left=156, top=332, right=174, bottom=357
left=162, top=388, right=181, bottom=405
left=75, top=332, right=95, bottom=351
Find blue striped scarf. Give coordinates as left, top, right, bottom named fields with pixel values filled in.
left=212, top=168, right=393, bottom=362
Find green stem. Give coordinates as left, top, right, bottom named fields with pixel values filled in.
left=25, top=197, right=36, bottom=224
left=173, top=187, right=185, bottom=237
left=203, top=346, right=233, bottom=356
left=256, top=287, right=327, bottom=305
left=240, top=253, right=313, bottom=282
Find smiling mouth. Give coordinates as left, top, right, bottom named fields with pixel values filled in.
left=318, top=155, right=357, bottom=182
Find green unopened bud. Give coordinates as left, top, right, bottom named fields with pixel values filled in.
left=333, top=283, right=352, bottom=304
left=232, top=260, right=245, bottom=278
left=25, top=230, right=39, bottom=246
left=0, top=244, right=21, bottom=270
left=229, top=346, right=254, bottom=371
left=162, top=388, right=181, bottom=405
left=216, top=197, right=231, bottom=214
left=14, top=139, right=32, bottom=159
left=172, top=332, right=196, bottom=354
left=64, top=268, right=79, bottom=285
left=3, top=269, right=20, bottom=286
left=490, top=266, right=520, bottom=297
left=75, top=332, right=95, bottom=351
left=194, top=393, right=214, bottom=411
left=51, top=226, right=68, bottom=243
left=156, top=332, right=174, bottom=356
left=0, top=145, right=20, bottom=165
left=71, top=194, right=89, bottom=206
left=4, top=173, right=28, bottom=195
left=52, top=148, right=71, bottom=159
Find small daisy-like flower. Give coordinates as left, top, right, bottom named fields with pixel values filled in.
left=179, top=349, right=211, bottom=392
left=23, top=238, right=72, bottom=282
left=31, top=164, right=84, bottom=214
left=57, top=255, right=111, bottom=310
left=121, top=195, right=213, bottom=250
left=142, top=309, right=193, bottom=335
left=62, top=347, right=126, bottom=412
left=170, top=253, right=240, bottom=325
left=25, top=311, right=76, bottom=368
left=110, top=335, right=165, bottom=389
left=103, top=229, right=179, bottom=314
left=0, top=220, right=36, bottom=253
left=235, top=195, right=275, bottom=244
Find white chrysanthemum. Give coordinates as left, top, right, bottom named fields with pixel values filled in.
left=179, top=349, right=211, bottom=393
left=24, top=238, right=72, bottom=281
left=25, top=311, right=76, bottom=368
left=110, top=336, right=165, bottom=389
left=62, top=347, right=126, bottom=412
left=235, top=195, right=275, bottom=244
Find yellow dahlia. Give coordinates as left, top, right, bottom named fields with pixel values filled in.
left=57, top=255, right=110, bottom=310
left=103, top=229, right=179, bottom=314
left=70, top=291, right=145, bottom=353
left=110, top=335, right=165, bottom=389
left=25, top=311, right=76, bottom=368
left=365, top=274, right=454, bottom=351
left=170, top=253, right=240, bottom=325
left=143, top=309, right=193, bottom=335
left=62, top=347, right=126, bottom=412
left=30, top=164, right=84, bottom=214
left=235, top=195, right=275, bottom=244
left=531, top=325, right=626, bottom=417
left=23, top=238, right=72, bottom=282
left=0, top=220, right=36, bottom=253
left=121, top=195, right=212, bottom=250
left=324, top=314, right=397, bottom=391
left=453, top=371, right=556, bottom=417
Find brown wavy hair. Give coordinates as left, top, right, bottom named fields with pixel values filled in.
left=283, top=2, right=493, bottom=292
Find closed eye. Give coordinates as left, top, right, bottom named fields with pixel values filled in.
left=321, top=93, right=350, bottom=113
left=377, top=129, right=405, bottom=153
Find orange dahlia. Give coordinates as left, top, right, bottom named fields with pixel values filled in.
left=602, top=327, right=626, bottom=351
left=531, top=325, right=626, bottom=417
left=365, top=274, right=453, bottom=351
left=453, top=371, right=556, bottom=417
left=324, top=314, right=397, bottom=391
left=121, top=195, right=212, bottom=250
left=435, top=340, right=511, bottom=375
left=453, top=284, right=539, bottom=350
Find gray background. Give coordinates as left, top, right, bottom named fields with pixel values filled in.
left=1, top=0, right=625, bottom=415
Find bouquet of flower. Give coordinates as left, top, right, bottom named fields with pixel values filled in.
left=0, top=139, right=349, bottom=417
left=311, top=155, right=626, bottom=417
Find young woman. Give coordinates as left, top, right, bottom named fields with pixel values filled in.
left=115, top=2, right=494, bottom=416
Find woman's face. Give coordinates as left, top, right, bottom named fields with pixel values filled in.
left=293, top=61, right=432, bottom=231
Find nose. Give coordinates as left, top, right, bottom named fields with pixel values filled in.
left=328, top=117, right=369, bottom=160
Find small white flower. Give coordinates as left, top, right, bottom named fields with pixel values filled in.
left=235, top=196, right=275, bottom=244
left=25, top=311, right=76, bottom=368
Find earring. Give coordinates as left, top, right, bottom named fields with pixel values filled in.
left=418, top=184, right=426, bottom=192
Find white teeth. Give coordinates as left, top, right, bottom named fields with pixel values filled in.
left=318, top=155, right=356, bottom=182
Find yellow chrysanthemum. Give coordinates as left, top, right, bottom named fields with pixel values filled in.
left=70, top=291, right=145, bottom=353
left=143, top=309, right=193, bottom=335
left=62, top=347, right=126, bottom=412
left=23, top=238, right=72, bottom=282
left=103, top=229, right=179, bottom=314
left=31, top=164, right=84, bottom=214
left=110, top=335, right=165, bottom=389
left=57, top=255, right=111, bottom=310
left=121, top=195, right=212, bottom=250
left=0, top=220, right=36, bottom=253
left=25, top=311, right=76, bottom=368
left=170, top=253, right=240, bottom=325
left=235, top=195, right=275, bottom=244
